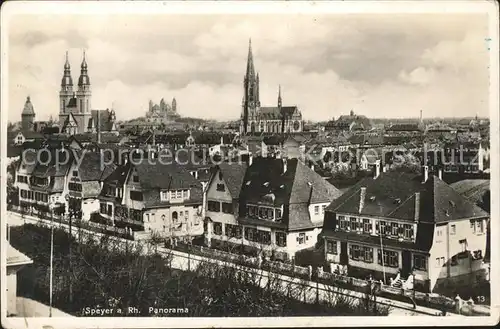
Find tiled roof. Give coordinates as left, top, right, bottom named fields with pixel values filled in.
left=132, top=163, right=203, bottom=208
left=32, top=149, right=72, bottom=178
left=326, top=172, right=488, bottom=223
left=82, top=181, right=102, bottom=198
left=103, top=163, right=130, bottom=186
left=217, top=162, right=248, bottom=199
left=76, top=151, right=116, bottom=181
left=386, top=123, right=422, bottom=132
left=450, top=179, right=490, bottom=208
left=239, top=157, right=343, bottom=230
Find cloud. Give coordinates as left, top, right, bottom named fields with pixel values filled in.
left=6, top=13, right=490, bottom=122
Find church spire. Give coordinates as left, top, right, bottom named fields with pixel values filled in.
left=246, top=38, right=255, bottom=78
left=78, top=50, right=90, bottom=87
left=61, top=51, right=73, bottom=87
left=278, top=85, right=282, bottom=108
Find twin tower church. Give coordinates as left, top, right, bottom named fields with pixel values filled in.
left=58, top=51, right=116, bottom=135
left=240, top=40, right=303, bottom=134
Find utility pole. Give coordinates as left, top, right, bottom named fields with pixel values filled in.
left=49, top=206, right=54, bottom=317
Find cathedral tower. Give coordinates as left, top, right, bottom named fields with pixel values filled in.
left=241, top=38, right=260, bottom=134
left=76, top=51, right=91, bottom=114
left=59, top=51, right=73, bottom=115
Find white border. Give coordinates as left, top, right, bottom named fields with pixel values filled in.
left=1, top=1, right=499, bottom=328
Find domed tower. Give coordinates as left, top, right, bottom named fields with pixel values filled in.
left=59, top=51, right=73, bottom=115
left=75, top=51, right=92, bottom=133
left=21, top=96, right=35, bottom=131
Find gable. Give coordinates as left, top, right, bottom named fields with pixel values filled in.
left=206, top=168, right=233, bottom=202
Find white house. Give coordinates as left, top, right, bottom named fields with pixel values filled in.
left=205, top=157, right=343, bottom=261
left=321, top=165, right=489, bottom=293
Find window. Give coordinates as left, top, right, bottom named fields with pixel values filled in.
left=172, top=211, right=178, bottom=223
left=339, top=215, right=347, bottom=230
left=297, top=233, right=306, bottom=244
left=207, top=201, right=220, bottom=212
left=130, top=191, right=143, bottom=201
left=414, top=255, right=427, bottom=271
left=451, top=255, right=458, bottom=266
left=314, top=206, right=319, bottom=215
left=363, top=219, right=371, bottom=234
left=477, top=220, right=484, bottom=233
left=326, top=240, right=337, bottom=254
left=450, top=224, right=456, bottom=235
left=245, top=227, right=257, bottom=242
left=216, top=183, right=225, bottom=192
left=391, top=222, right=398, bottom=236
left=260, top=231, right=271, bottom=245
left=350, top=217, right=357, bottom=231
left=275, top=208, right=282, bottom=219
left=350, top=245, right=360, bottom=260
left=322, top=205, right=326, bottom=213
left=459, top=239, right=467, bottom=252
left=470, top=221, right=474, bottom=229
left=133, top=175, right=139, bottom=183
left=213, top=222, right=223, bottom=235
left=72, top=170, right=78, bottom=177
left=184, top=210, right=189, bottom=219
left=364, top=247, right=374, bottom=263
left=221, top=202, right=233, bottom=214
left=107, top=204, right=112, bottom=216
left=379, top=221, right=386, bottom=235
left=473, top=250, right=483, bottom=259
left=378, top=250, right=399, bottom=267
left=276, top=232, right=287, bottom=247
left=403, top=224, right=414, bottom=239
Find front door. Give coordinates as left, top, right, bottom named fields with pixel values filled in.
left=340, top=242, right=349, bottom=265
left=402, top=250, right=412, bottom=278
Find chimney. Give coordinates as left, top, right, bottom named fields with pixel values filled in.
left=283, top=159, right=288, bottom=174
left=414, top=192, right=420, bottom=221
left=423, top=165, right=429, bottom=182
left=438, top=167, right=443, bottom=180
left=374, top=160, right=381, bottom=179
left=359, top=187, right=366, bottom=213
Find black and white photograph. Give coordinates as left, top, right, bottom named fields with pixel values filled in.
left=1, top=1, right=498, bottom=328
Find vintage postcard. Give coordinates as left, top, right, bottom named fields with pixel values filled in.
left=1, top=0, right=499, bottom=328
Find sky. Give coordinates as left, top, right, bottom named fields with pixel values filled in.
left=7, top=12, right=492, bottom=122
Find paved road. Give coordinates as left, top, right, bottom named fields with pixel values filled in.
left=6, top=212, right=456, bottom=317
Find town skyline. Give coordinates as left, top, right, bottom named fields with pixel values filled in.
left=8, top=13, right=491, bottom=122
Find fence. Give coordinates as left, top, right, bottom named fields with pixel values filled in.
left=9, top=210, right=461, bottom=315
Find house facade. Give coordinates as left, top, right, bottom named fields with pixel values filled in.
left=98, top=160, right=204, bottom=239
left=321, top=166, right=489, bottom=293
left=205, top=157, right=343, bottom=260
left=16, top=148, right=72, bottom=216
left=67, top=151, right=116, bottom=220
